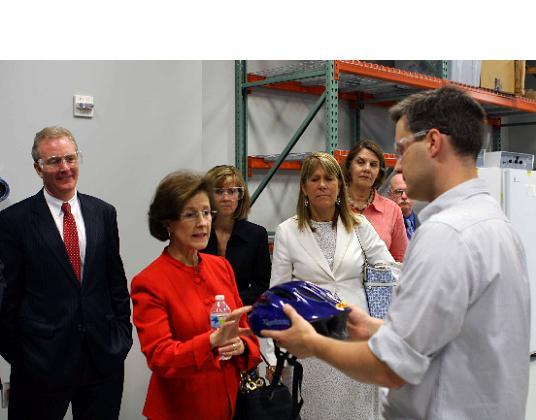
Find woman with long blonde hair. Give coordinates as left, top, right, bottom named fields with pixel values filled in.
left=269, top=152, right=395, bottom=419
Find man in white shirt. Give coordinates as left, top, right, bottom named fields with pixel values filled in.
left=263, top=86, right=530, bottom=419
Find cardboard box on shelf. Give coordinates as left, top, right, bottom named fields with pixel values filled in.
left=480, top=60, right=515, bottom=94
left=515, top=60, right=526, bottom=96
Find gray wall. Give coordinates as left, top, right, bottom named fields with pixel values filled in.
left=0, top=60, right=235, bottom=420
left=1, top=60, right=536, bottom=419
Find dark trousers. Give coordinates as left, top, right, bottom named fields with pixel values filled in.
left=8, top=343, right=124, bottom=420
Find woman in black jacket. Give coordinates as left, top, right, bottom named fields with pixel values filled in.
left=202, top=165, right=271, bottom=305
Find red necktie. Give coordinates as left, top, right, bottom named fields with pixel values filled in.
left=62, top=202, right=81, bottom=281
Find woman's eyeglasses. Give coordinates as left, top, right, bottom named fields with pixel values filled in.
left=180, top=209, right=217, bottom=222
left=213, top=187, right=244, bottom=200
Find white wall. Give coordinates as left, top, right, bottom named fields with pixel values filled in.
left=1, top=60, right=536, bottom=419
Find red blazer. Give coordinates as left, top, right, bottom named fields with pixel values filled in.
left=132, top=249, right=261, bottom=420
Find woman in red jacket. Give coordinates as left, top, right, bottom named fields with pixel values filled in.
left=132, top=170, right=261, bottom=420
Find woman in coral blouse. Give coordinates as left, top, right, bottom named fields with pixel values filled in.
left=131, top=171, right=261, bottom=420
left=344, top=139, right=408, bottom=262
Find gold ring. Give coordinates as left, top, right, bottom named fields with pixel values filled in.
left=233, top=343, right=237, bottom=350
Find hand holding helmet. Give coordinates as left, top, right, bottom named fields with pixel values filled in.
left=262, top=304, right=319, bottom=358
left=249, top=280, right=351, bottom=339
left=346, top=303, right=383, bottom=341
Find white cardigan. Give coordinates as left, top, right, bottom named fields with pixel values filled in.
left=270, top=214, right=397, bottom=310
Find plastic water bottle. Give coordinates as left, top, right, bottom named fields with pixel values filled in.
left=210, top=294, right=232, bottom=360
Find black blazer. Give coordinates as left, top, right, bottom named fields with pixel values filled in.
left=203, top=219, right=271, bottom=305
left=0, top=258, right=5, bottom=311
left=0, top=190, right=132, bottom=386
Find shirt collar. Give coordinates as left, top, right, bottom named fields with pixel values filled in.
left=368, top=190, right=385, bottom=213
left=43, top=188, right=79, bottom=217
left=418, top=178, right=488, bottom=224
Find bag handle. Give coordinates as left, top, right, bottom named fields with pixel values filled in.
left=354, top=227, right=369, bottom=267
left=354, top=227, right=372, bottom=315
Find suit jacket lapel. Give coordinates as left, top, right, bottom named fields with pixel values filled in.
left=332, top=217, right=352, bottom=275
left=79, top=193, right=96, bottom=285
left=297, top=223, right=334, bottom=280
left=32, top=190, right=79, bottom=285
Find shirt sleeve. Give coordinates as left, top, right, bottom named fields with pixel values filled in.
left=240, top=226, right=271, bottom=305
left=368, top=222, right=472, bottom=385
left=0, top=211, right=23, bottom=363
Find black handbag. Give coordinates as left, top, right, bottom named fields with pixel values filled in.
left=235, top=348, right=302, bottom=420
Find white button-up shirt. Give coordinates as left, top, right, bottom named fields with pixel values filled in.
left=369, top=178, right=530, bottom=420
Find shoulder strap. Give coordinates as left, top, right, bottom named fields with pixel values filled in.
left=354, top=227, right=369, bottom=266
left=354, top=227, right=372, bottom=314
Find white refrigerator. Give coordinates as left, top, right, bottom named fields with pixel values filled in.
left=478, top=167, right=536, bottom=354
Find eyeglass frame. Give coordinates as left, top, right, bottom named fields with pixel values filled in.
left=393, top=130, right=430, bottom=157
left=179, top=209, right=218, bottom=222
left=394, top=128, right=451, bottom=157
left=37, top=151, right=83, bottom=169
left=212, top=186, right=244, bottom=200
left=390, top=188, right=408, bottom=197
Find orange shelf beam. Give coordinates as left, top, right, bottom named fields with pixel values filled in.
left=247, top=156, right=302, bottom=177
left=246, top=74, right=364, bottom=102
left=336, top=60, right=442, bottom=90
left=334, top=150, right=398, bottom=169
left=248, top=151, right=397, bottom=177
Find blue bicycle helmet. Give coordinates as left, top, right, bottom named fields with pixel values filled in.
left=248, top=280, right=351, bottom=340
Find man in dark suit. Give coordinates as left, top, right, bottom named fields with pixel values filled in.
left=0, top=126, right=132, bottom=420
left=388, top=173, right=420, bottom=239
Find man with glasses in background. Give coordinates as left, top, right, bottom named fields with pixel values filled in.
left=263, top=86, right=530, bottom=419
left=0, top=126, right=132, bottom=420
left=388, top=173, right=419, bottom=239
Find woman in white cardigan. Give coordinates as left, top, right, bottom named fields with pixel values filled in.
left=270, top=152, right=396, bottom=420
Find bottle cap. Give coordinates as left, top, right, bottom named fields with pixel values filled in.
left=215, top=294, right=225, bottom=301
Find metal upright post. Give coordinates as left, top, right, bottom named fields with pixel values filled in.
left=350, top=104, right=360, bottom=147
left=442, top=60, right=449, bottom=79
left=325, top=61, right=339, bottom=154
left=492, top=124, right=502, bottom=151
left=235, top=60, right=248, bottom=180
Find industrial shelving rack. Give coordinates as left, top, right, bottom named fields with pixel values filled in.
left=236, top=60, right=536, bottom=205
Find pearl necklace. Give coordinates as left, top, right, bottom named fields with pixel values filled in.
left=350, top=189, right=375, bottom=212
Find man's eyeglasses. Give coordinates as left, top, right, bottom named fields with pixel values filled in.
left=394, top=130, right=429, bottom=157
left=213, top=187, right=244, bottom=200
left=391, top=188, right=407, bottom=197
left=38, top=152, right=82, bottom=169
left=180, top=209, right=217, bottom=222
